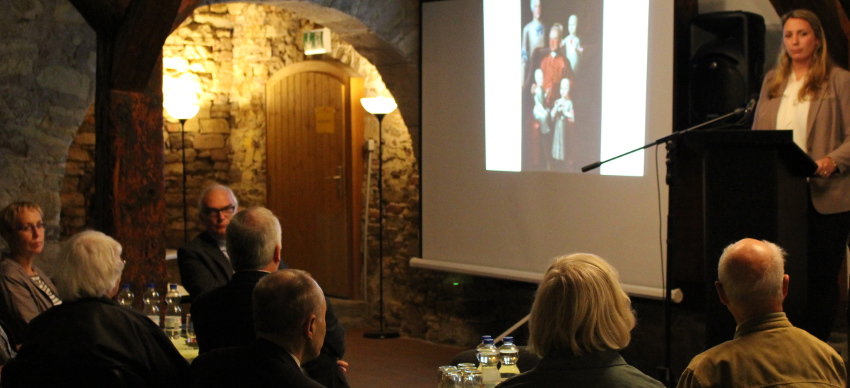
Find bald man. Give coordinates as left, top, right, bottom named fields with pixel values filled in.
left=191, top=269, right=327, bottom=388
left=677, top=238, right=846, bottom=388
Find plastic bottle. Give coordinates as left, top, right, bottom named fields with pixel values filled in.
left=475, top=335, right=492, bottom=370
left=116, top=283, right=135, bottom=309
left=498, top=336, right=521, bottom=379
left=142, top=283, right=161, bottom=327
left=476, top=337, right=500, bottom=387
left=164, top=283, right=182, bottom=339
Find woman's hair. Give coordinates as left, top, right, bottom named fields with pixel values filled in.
left=768, top=9, right=831, bottom=100
left=54, top=230, right=124, bottom=302
left=528, top=253, right=636, bottom=357
left=0, top=201, right=43, bottom=238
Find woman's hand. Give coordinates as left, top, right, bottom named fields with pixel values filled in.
left=815, top=157, right=838, bottom=178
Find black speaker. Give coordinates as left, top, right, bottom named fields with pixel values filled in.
left=688, top=11, right=765, bottom=127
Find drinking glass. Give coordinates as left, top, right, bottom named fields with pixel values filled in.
left=185, top=313, right=197, bottom=346
left=441, top=370, right=462, bottom=388
left=438, top=365, right=457, bottom=385
left=462, top=370, right=483, bottom=388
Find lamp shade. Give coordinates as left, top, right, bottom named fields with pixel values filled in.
left=360, top=97, right=397, bottom=115
left=164, top=98, right=200, bottom=120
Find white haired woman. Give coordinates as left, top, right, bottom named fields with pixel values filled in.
left=2, top=230, right=189, bottom=387
left=497, top=254, right=664, bottom=388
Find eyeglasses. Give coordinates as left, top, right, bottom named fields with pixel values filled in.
left=13, top=222, right=44, bottom=233
left=202, top=205, right=236, bottom=218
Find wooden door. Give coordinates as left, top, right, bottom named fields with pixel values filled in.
left=266, top=61, right=364, bottom=298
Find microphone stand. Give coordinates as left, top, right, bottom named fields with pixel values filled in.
left=580, top=100, right=753, bottom=387
left=581, top=101, right=753, bottom=173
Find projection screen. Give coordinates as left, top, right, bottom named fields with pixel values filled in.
left=416, top=0, right=674, bottom=299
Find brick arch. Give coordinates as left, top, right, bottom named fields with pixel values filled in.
left=206, top=0, right=421, bottom=155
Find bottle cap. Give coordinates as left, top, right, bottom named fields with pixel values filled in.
left=169, top=283, right=178, bottom=290
left=121, top=283, right=131, bottom=289
left=147, top=282, right=155, bottom=288
left=504, top=336, right=513, bottom=343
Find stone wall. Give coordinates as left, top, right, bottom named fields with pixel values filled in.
left=21, top=0, right=542, bottom=348
left=0, top=0, right=96, bottom=245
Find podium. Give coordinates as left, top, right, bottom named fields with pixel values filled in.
left=666, top=129, right=815, bottom=347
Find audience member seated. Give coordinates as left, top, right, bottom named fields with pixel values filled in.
left=677, top=238, right=846, bottom=387
left=497, top=253, right=664, bottom=388
left=191, top=206, right=348, bottom=388
left=178, top=183, right=239, bottom=300
left=0, top=201, right=61, bottom=346
left=191, top=269, right=327, bottom=388
left=2, top=230, right=190, bottom=388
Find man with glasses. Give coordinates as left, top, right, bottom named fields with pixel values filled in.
left=177, top=183, right=240, bottom=300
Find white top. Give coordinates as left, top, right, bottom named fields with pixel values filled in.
left=776, top=75, right=810, bottom=150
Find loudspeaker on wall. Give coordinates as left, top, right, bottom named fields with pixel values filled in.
left=689, top=11, right=765, bottom=127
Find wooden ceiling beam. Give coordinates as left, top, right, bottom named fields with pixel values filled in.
left=109, top=0, right=185, bottom=91
left=70, top=0, right=204, bottom=92
left=68, top=0, right=128, bottom=35
left=768, top=0, right=850, bottom=67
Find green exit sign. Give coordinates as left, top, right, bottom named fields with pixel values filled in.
left=304, top=28, right=331, bottom=55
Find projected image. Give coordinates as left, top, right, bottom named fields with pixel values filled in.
left=485, top=0, right=649, bottom=176
left=521, top=0, right=602, bottom=172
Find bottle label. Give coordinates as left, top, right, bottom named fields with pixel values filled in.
left=165, top=316, right=181, bottom=330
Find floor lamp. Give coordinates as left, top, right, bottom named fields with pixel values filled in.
left=164, top=98, right=199, bottom=243
left=361, top=96, right=400, bottom=339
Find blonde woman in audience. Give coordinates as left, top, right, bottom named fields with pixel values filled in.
left=0, top=201, right=60, bottom=345
left=2, top=230, right=189, bottom=387
left=497, top=254, right=663, bottom=388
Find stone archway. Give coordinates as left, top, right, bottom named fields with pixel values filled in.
left=206, top=0, right=421, bottom=157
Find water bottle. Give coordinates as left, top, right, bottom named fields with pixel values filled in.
left=475, top=335, right=492, bottom=370
left=498, top=336, right=520, bottom=379
left=142, top=283, right=161, bottom=327
left=116, top=283, right=135, bottom=309
left=476, top=337, right=500, bottom=387
left=164, top=283, right=182, bottom=340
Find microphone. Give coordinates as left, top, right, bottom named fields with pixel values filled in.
left=732, top=98, right=757, bottom=114
left=744, top=97, right=757, bottom=114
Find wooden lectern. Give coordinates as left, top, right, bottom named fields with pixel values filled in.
left=666, top=129, right=815, bottom=347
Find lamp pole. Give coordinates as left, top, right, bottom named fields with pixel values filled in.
left=361, top=97, right=399, bottom=340
left=164, top=99, right=199, bottom=243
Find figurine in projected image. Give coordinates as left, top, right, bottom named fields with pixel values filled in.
left=522, top=0, right=546, bottom=84
left=532, top=69, right=551, bottom=137
left=540, top=24, right=570, bottom=108
left=562, top=14, right=583, bottom=73
left=532, top=69, right=553, bottom=170
left=551, top=77, right=575, bottom=171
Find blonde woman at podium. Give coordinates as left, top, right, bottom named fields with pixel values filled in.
left=752, top=9, right=850, bottom=341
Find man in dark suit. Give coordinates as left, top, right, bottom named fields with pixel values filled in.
left=178, top=183, right=239, bottom=300
left=192, top=206, right=349, bottom=388
left=191, top=269, right=328, bottom=388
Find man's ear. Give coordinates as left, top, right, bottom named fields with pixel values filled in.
left=781, top=274, right=789, bottom=298
left=273, top=244, right=282, bottom=266
left=304, top=314, right=318, bottom=340
left=715, top=281, right=729, bottom=305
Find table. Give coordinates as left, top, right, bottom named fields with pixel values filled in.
left=170, top=337, right=199, bottom=362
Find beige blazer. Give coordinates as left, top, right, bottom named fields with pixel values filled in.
left=752, top=67, right=850, bottom=214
